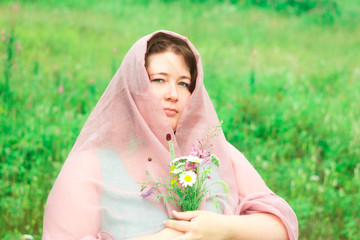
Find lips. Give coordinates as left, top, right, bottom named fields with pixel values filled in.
left=163, top=107, right=177, bottom=117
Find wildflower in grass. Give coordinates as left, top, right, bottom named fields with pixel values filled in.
left=58, top=85, right=64, bottom=94
left=22, top=235, right=34, bottom=240
left=16, top=43, right=21, bottom=51
left=252, top=48, right=257, bottom=56
left=13, top=3, right=19, bottom=11
left=179, top=171, right=196, bottom=187
left=1, top=29, right=5, bottom=41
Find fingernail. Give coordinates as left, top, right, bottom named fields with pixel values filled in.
left=172, top=210, right=178, bottom=214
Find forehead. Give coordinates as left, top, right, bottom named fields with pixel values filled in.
left=147, top=52, right=190, bottom=76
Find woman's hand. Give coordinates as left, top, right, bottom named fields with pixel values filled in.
left=165, top=211, right=289, bottom=240
left=164, top=210, right=230, bottom=240
left=128, top=227, right=183, bottom=240
left=157, top=228, right=185, bottom=239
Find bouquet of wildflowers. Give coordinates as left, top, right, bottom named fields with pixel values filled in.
left=140, top=123, right=229, bottom=212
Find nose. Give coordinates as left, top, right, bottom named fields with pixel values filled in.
left=165, top=82, right=178, bottom=101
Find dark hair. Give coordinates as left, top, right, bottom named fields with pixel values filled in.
left=145, top=32, right=197, bottom=93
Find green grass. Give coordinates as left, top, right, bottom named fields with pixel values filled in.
left=1, top=0, right=359, bottom=239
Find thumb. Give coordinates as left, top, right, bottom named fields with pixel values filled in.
left=172, top=210, right=201, bottom=221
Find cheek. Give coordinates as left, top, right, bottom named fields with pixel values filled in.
left=179, top=92, right=191, bottom=111
left=150, top=84, right=164, bottom=100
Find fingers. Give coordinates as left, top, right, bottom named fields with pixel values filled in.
left=171, top=232, right=194, bottom=240
left=165, top=219, right=192, bottom=232
left=172, top=210, right=201, bottom=221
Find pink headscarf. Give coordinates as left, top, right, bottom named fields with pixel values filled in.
left=43, top=30, right=298, bottom=240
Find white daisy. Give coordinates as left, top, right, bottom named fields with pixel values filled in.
left=179, top=171, right=197, bottom=187
left=170, top=163, right=185, bottom=174
left=186, top=155, right=203, bottom=164
left=171, top=157, right=187, bottom=164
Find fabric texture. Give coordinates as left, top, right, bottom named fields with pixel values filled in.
left=42, top=30, right=298, bottom=240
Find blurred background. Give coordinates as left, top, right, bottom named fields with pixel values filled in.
left=1, top=0, right=359, bottom=239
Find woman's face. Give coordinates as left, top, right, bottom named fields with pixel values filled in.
left=146, top=51, right=192, bottom=131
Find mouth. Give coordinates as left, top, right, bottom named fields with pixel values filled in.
left=163, top=107, right=177, bottom=117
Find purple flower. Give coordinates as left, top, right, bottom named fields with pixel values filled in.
left=141, top=186, right=156, bottom=199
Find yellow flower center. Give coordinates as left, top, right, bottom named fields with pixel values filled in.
left=184, top=175, right=192, bottom=182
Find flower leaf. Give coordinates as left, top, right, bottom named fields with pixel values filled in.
left=210, top=154, right=220, bottom=167
left=213, top=196, right=220, bottom=214
left=168, top=140, right=176, bottom=160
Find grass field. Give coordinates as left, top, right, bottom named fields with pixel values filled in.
left=1, top=0, right=359, bottom=239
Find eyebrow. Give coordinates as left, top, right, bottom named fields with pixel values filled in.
left=149, top=72, right=191, bottom=80
left=149, top=72, right=168, bottom=77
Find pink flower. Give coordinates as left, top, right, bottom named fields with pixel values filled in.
left=204, top=157, right=211, bottom=164
left=190, top=147, right=198, bottom=156
left=1, top=29, right=5, bottom=35
left=16, top=43, right=21, bottom=50
left=1, top=36, right=5, bottom=42
left=185, top=162, right=193, bottom=171
left=58, top=85, right=64, bottom=94
left=198, top=150, right=206, bottom=158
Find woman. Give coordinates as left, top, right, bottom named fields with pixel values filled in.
left=43, top=30, right=298, bottom=240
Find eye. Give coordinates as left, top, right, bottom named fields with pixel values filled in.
left=151, top=78, right=164, bottom=83
left=178, top=82, right=190, bottom=89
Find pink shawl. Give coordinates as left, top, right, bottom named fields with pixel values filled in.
left=42, top=30, right=298, bottom=240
